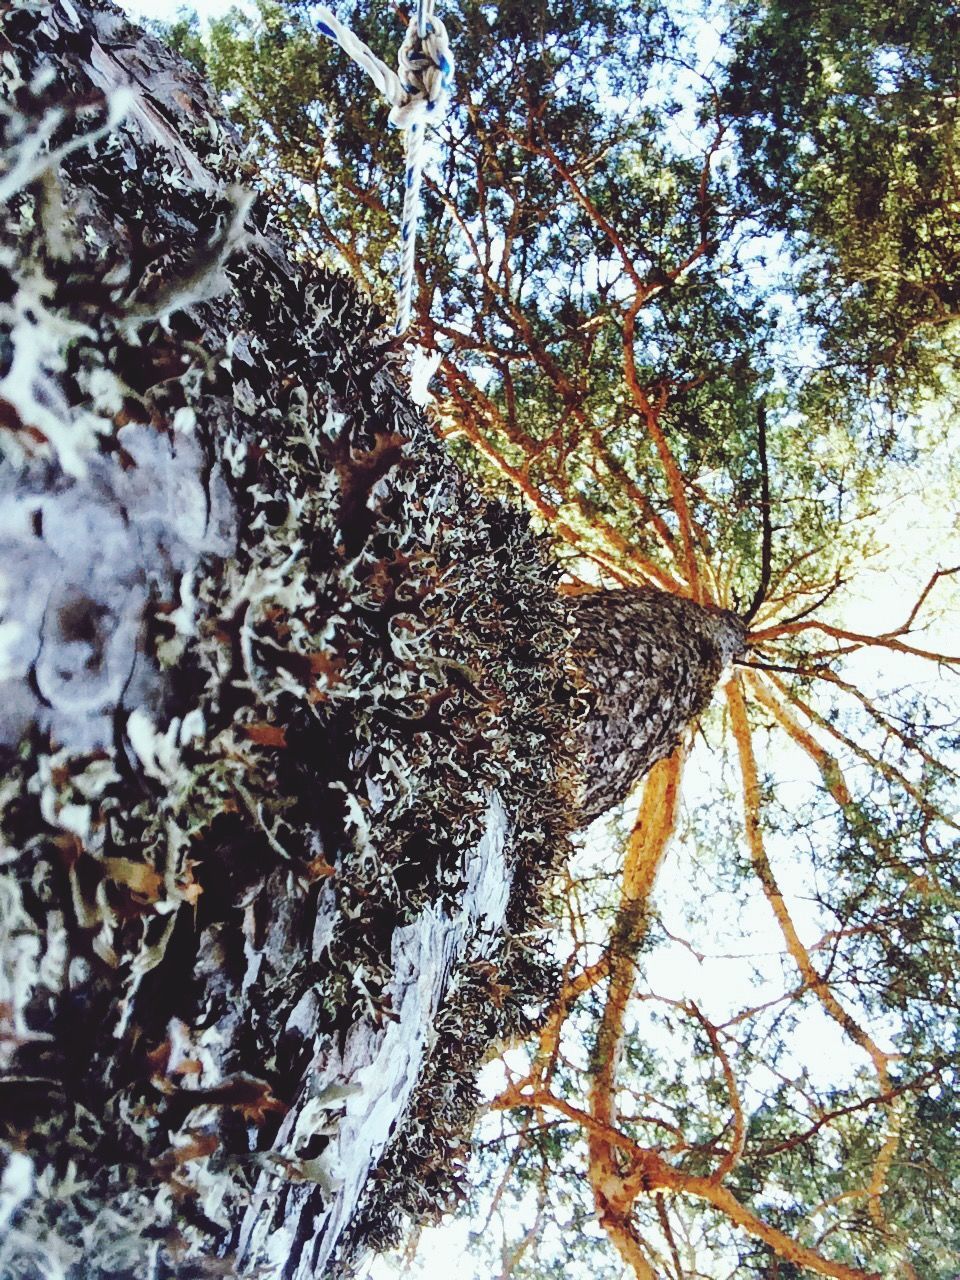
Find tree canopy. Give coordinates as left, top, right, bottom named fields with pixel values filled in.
left=161, top=1, right=960, bottom=1275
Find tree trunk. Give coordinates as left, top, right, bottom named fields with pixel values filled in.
left=0, top=4, right=741, bottom=1277
left=570, top=589, right=745, bottom=823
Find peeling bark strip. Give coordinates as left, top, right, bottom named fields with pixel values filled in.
left=0, top=3, right=739, bottom=1277
left=570, top=588, right=745, bottom=822
left=237, top=795, right=512, bottom=1278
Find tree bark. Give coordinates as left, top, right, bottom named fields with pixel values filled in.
left=0, top=4, right=742, bottom=1277
left=570, top=589, right=745, bottom=823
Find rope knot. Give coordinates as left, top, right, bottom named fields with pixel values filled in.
left=389, top=14, right=454, bottom=129
left=313, top=0, right=454, bottom=336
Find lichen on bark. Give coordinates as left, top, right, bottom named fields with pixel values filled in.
left=570, top=588, right=746, bottom=823
left=0, top=4, right=745, bottom=1277
left=0, top=4, right=576, bottom=1274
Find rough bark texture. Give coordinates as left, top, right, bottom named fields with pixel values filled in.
left=0, top=4, right=577, bottom=1274
left=570, top=589, right=746, bottom=823
left=0, top=4, right=740, bottom=1277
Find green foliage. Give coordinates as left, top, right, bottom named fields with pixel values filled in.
left=726, top=0, right=960, bottom=404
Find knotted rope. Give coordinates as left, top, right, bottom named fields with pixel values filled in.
left=314, top=1, right=454, bottom=337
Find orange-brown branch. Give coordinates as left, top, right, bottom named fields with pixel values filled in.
left=622, top=328, right=706, bottom=603
left=746, top=670, right=853, bottom=806
left=494, top=1083, right=880, bottom=1280
left=748, top=617, right=960, bottom=665
left=687, top=1002, right=746, bottom=1180
left=520, top=750, right=687, bottom=1102
left=764, top=671, right=959, bottom=831
left=726, top=675, right=891, bottom=1080
left=588, top=750, right=685, bottom=1271
left=727, top=674, right=909, bottom=1235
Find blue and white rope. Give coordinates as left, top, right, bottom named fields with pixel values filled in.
left=314, top=2, right=454, bottom=337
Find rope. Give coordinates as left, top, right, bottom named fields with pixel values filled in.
left=314, top=2, right=454, bottom=337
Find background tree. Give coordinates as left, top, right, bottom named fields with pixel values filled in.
left=726, top=0, right=960, bottom=405
left=168, top=1, right=960, bottom=1276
